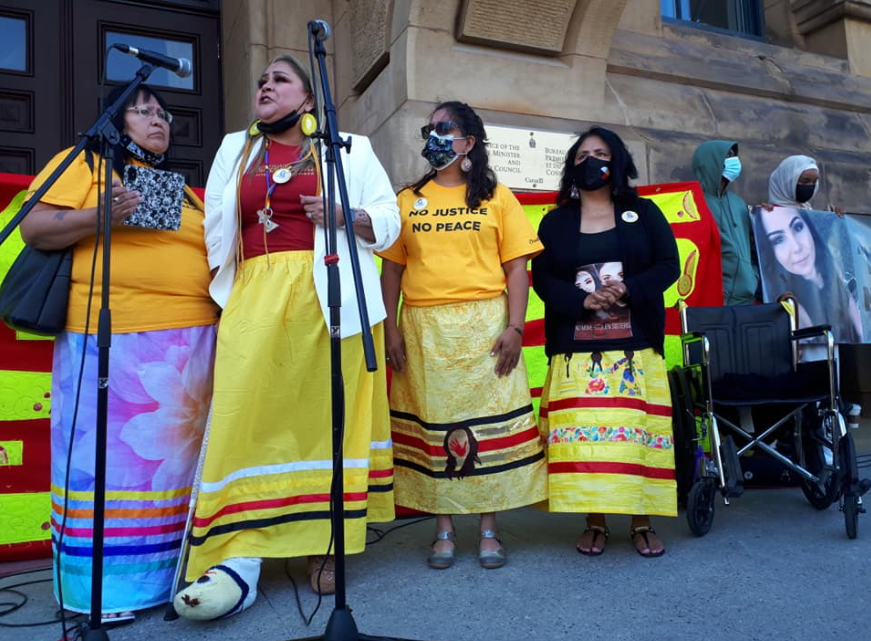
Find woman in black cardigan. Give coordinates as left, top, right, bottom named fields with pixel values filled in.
left=532, top=127, right=679, bottom=557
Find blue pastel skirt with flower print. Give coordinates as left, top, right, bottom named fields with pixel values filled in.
left=49, top=325, right=216, bottom=613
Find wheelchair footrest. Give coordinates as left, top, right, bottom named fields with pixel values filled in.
left=720, top=435, right=745, bottom=498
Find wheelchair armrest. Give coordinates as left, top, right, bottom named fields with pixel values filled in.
left=791, top=324, right=832, bottom=341
left=680, top=331, right=706, bottom=345
left=679, top=331, right=710, bottom=368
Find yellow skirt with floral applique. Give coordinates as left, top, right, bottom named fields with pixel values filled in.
left=539, top=348, right=677, bottom=516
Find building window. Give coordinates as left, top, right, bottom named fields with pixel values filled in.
left=105, top=31, right=195, bottom=90
left=661, top=0, right=764, bottom=38
left=0, top=14, right=28, bottom=72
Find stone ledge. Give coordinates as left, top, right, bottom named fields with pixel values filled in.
left=607, top=24, right=871, bottom=114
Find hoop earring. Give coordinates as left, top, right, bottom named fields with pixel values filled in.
left=460, top=157, right=472, bottom=172
left=570, top=182, right=580, bottom=199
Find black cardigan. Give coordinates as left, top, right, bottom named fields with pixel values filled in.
left=531, top=196, right=679, bottom=358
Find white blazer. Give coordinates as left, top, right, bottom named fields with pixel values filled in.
left=203, top=130, right=400, bottom=338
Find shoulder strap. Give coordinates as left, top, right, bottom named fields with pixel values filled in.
left=83, top=149, right=95, bottom=173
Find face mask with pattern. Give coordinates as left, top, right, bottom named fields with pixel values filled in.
left=421, top=132, right=466, bottom=170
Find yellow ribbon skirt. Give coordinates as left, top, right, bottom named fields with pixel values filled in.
left=186, top=251, right=393, bottom=579
left=539, top=348, right=676, bottom=516
left=390, top=295, right=547, bottom=514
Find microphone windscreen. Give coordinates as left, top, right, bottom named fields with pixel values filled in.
left=178, top=58, right=193, bottom=78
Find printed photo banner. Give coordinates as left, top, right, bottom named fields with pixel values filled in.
left=752, top=206, right=869, bottom=344
left=516, top=181, right=723, bottom=415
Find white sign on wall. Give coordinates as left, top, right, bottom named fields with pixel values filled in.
left=484, top=124, right=578, bottom=192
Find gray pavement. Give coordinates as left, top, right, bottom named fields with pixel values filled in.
left=3, top=426, right=871, bottom=641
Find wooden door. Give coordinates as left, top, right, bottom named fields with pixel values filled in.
left=0, top=0, right=64, bottom=175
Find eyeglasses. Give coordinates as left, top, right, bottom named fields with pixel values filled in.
left=420, top=121, right=461, bottom=140
left=127, top=106, right=173, bottom=124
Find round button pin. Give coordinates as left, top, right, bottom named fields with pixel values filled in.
left=272, top=168, right=292, bottom=184
left=622, top=210, right=639, bottom=223
left=413, top=197, right=427, bottom=209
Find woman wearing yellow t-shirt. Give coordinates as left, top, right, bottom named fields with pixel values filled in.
left=19, top=85, right=218, bottom=621
left=380, top=101, right=546, bottom=569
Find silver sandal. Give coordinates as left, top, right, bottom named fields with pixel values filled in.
left=428, top=530, right=457, bottom=569
left=478, top=529, right=506, bottom=569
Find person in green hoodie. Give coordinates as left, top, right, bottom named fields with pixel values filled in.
left=692, top=140, right=759, bottom=305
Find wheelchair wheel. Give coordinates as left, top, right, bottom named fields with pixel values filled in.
left=844, top=495, right=859, bottom=540
left=687, top=477, right=716, bottom=537
left=799, top=413, right=840, bottom=510
left=840, top=431, right=859, bottom=539
left=669, top=367, right=697, bottom=506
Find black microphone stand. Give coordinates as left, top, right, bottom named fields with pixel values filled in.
left=286, top=23, right=423, bottom=641
left=0, top=63, right=156, bottom=641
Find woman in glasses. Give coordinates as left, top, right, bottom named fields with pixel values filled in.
left=18, top=85, right=218, bottom=622
left=380, top=101, right=546, bottom=570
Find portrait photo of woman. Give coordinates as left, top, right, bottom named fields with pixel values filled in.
left=754, top=205, right=862, bottom=345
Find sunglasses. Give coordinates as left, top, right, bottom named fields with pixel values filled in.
left=420, top=121, right=461, bottom=140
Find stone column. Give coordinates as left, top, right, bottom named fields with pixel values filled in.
left=793, top=0, right=871, bottom=77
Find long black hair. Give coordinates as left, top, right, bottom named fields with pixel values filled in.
left=85, top=84, right=172, bottom=177
left=556, top=126, right=638, bottom=206
left=409, top=101, right=497, bottom=209
left=756, top=208, right=860, bottom=343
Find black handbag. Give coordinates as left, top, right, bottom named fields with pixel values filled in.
left=0, top=244, right=72, bottom=336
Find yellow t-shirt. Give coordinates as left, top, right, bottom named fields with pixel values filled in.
left=28, top=148, right=218, bottom=333
left=379, top=181, right=542, bottom=306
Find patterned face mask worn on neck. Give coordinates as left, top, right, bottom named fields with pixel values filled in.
left=421, top=132, right=466, bottom=171
left=121, top=135, right=165, bottom=166
left=722, top=156, right=742, bottom=182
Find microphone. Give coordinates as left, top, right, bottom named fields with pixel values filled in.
left=308, top=19, right=331, bottom=41
left=113, top=44, right=192, bottom=78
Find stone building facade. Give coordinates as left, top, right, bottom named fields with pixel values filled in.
left=220, top=0, right=871, bottom=210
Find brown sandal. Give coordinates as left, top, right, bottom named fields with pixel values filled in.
left=576, top=524, right=609, bottom=556
left=630, top=525, right=666, bottom=558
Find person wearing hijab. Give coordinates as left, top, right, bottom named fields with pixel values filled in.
left=692, top=141, right=758, bottom=306
left=768, top=154, right=844, bottom=216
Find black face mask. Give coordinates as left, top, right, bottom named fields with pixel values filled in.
left=795, top=182, right=816, bottom=204
left=571, top=157, right=611, bottom=192
left=257, top=110, right=301, bottom=135
left=256, top=96, right=310, bottom=135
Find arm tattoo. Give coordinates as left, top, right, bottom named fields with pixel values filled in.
left=351, top=208, right=371, bottom=227
left=54, top=210, right=67, bottom=221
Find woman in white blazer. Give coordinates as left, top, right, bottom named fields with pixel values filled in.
left=174, top=54, right=400, bottom=621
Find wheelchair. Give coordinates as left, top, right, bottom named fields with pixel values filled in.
left=668, top=297, right=870, bottom=539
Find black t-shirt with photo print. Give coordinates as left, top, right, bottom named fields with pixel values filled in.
left=574, top=228, right=647, bottom=351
